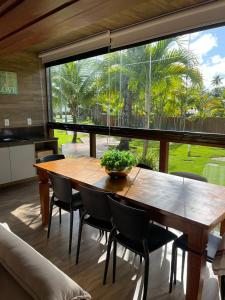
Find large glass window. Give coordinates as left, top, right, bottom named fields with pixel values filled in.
left=47, top=25, right=225, bottom=174
left=48, top=25, right=225, bottom=135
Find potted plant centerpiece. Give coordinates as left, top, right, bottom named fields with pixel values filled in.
left=100, top=149, right=136, bottom=179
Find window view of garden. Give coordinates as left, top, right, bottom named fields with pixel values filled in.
left=49, top=25, right=225, bottom=185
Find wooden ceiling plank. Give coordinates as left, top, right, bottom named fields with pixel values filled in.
left=0, top=0, right=212, bottom=56
left=0, top=0, right=144, bottom=54
left=0, top=0, right=79, bottom=39
left=0, top=0, right=23, bottom=17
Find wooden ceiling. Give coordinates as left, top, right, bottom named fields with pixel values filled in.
left=0, top=0, right=214, bottom=56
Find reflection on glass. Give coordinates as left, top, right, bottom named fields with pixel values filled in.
left=54, top=130, right=89, bottom=157
left=169, top=143, right=225, bottom=186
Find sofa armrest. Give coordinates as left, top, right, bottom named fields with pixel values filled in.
left=0, top=224, right=91, bottom=300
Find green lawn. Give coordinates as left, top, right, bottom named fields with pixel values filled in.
left=169, top=143, right=225, bottom=185
left=54, top=130, right=87, bottom=152
left=54, top=130, right=225, bottom=186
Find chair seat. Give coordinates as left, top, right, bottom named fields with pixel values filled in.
left=84, top=216, right=113, bottom=232
left=116, top=223, right=177, bottom=255
left=53, top=192, right=82, bottom=211
left=174, top=233, right=222, bottom=262
left=207, top=234, right=222, bottom=262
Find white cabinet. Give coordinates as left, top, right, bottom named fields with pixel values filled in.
left=0, top=144, right=35, bottom=184
left=9, top=144, right=35, bottom=181
left=0, top=147, right=11, bottom=184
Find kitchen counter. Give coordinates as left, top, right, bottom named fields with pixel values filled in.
left=0, top=137, right=58, bottom=184
left=0, top=137, right=57, bottom=147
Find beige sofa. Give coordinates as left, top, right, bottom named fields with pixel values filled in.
left=0, top=223, right=91, bottom=300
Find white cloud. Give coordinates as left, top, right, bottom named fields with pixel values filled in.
left=199, top=55, right=225, bottom=88
left=190, top=32, right=201, bottom=41
left=211, top=55, right=222, bottom=64
left=190, top=33, right=217, bottom=63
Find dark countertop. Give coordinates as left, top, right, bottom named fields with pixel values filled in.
left=0, top=137, right=57, bottom=147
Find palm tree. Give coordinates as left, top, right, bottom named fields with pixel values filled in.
left=94, top=38, right=202, bottom=153
left=211, top=74, right=224, bottom=98
left=212, top=74, right=223, bottom=87
left=115, top=38, right=202, bottom=154
left=51, top=60, right=96, bottom=142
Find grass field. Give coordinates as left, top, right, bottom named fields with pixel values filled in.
left=54, top=130, right=225, bottom=186
left=54, top=130, right=87, bottom=148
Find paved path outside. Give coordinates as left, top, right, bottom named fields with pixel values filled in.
left=62, top=135, right=119, bottom=158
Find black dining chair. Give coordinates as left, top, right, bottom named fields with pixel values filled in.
left=170, top=171, right=208, bottom=182
left=103, top=196, right=177, bottom=300
left=37, top=154, right=65, bottom=163
left=76, top=185, right=113, bottom=264
left=169, top=171, right=209, bottom=292
left=37, top=154, right=65, bottom=221
left=48, top=172, right=82, bottom=254
left=169, top=233, right=225, bottom=299
left=136, top=163, right=152, bottom=170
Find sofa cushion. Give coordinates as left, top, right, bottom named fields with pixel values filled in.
left=0, top=224, right=91, bottom=300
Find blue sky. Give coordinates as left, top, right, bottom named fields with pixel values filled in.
left=187, top=25, right=225, bottom=88
left=202, top=26, right=225, bottom=59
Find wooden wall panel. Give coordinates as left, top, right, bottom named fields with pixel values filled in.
left=0, top=52, right=47, bottom=128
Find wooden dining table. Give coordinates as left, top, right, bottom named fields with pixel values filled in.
left=34, top=156, right=225, bottom=300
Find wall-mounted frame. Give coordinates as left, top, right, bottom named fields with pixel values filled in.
left=0, top=71, right=18, bottom=95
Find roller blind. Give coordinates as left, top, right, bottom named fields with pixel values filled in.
left=39, top=31, right=110, bottom=64
left=39, top=1, right=225, bottom=64
left=111, top=1, right=225, bottom=49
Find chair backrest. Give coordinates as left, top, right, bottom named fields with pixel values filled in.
left=108, top=196, right=149, bottom=242
left=37, top=154, right=65, bottom=163
left=136, top=163, right=152, bottom=170
left=79, top=185, right=112, bottom=222
left=48, top=172, right=72, bottom=203
left=170, top=171, right=208, bottom=182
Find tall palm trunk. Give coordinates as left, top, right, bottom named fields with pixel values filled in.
left=72, top=115, right=77, bottom=143
left=142, top=51, right=152, bottom=159
left=118, top=77, right=132, bottom=151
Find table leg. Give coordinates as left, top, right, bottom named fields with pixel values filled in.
left=220, top=220, right=225, bottom=236
left=186, top=228, right=208, bottom=300
left=38, top=170, right=49, bottom=226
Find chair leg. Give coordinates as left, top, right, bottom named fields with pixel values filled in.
left=181, top=250, right=186, bottom=281
left=76, top=216, right=84, bottom=264
left=105, top=231, right=108, bottom=244
left=47, top=202, right=54, bottom=239
left=68, top=211, right=74, bottom=254
left=59, top=208, right=62, bottom=224
left=112, top=240, right=117, bottom=283
left=221, top=275, right=225, bottom=300
left=103, top=234, right=113, bottom=285
left=169, top=242, right=177, bottom=293
left=143, top=250, right=149, bottom=300
left=174, top=248, right=177, bottom=285
left=98, top=229, right=103, bottom=240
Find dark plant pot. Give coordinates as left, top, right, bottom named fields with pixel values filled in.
left=105, top=167, right=132, bottom=179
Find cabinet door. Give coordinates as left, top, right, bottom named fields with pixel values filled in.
left=0, top=147, right=11, bottom=184
left=9, top=144, right=36, bottom=181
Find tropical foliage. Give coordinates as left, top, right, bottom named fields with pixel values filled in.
left=50, top=35, right=225, bottom=159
